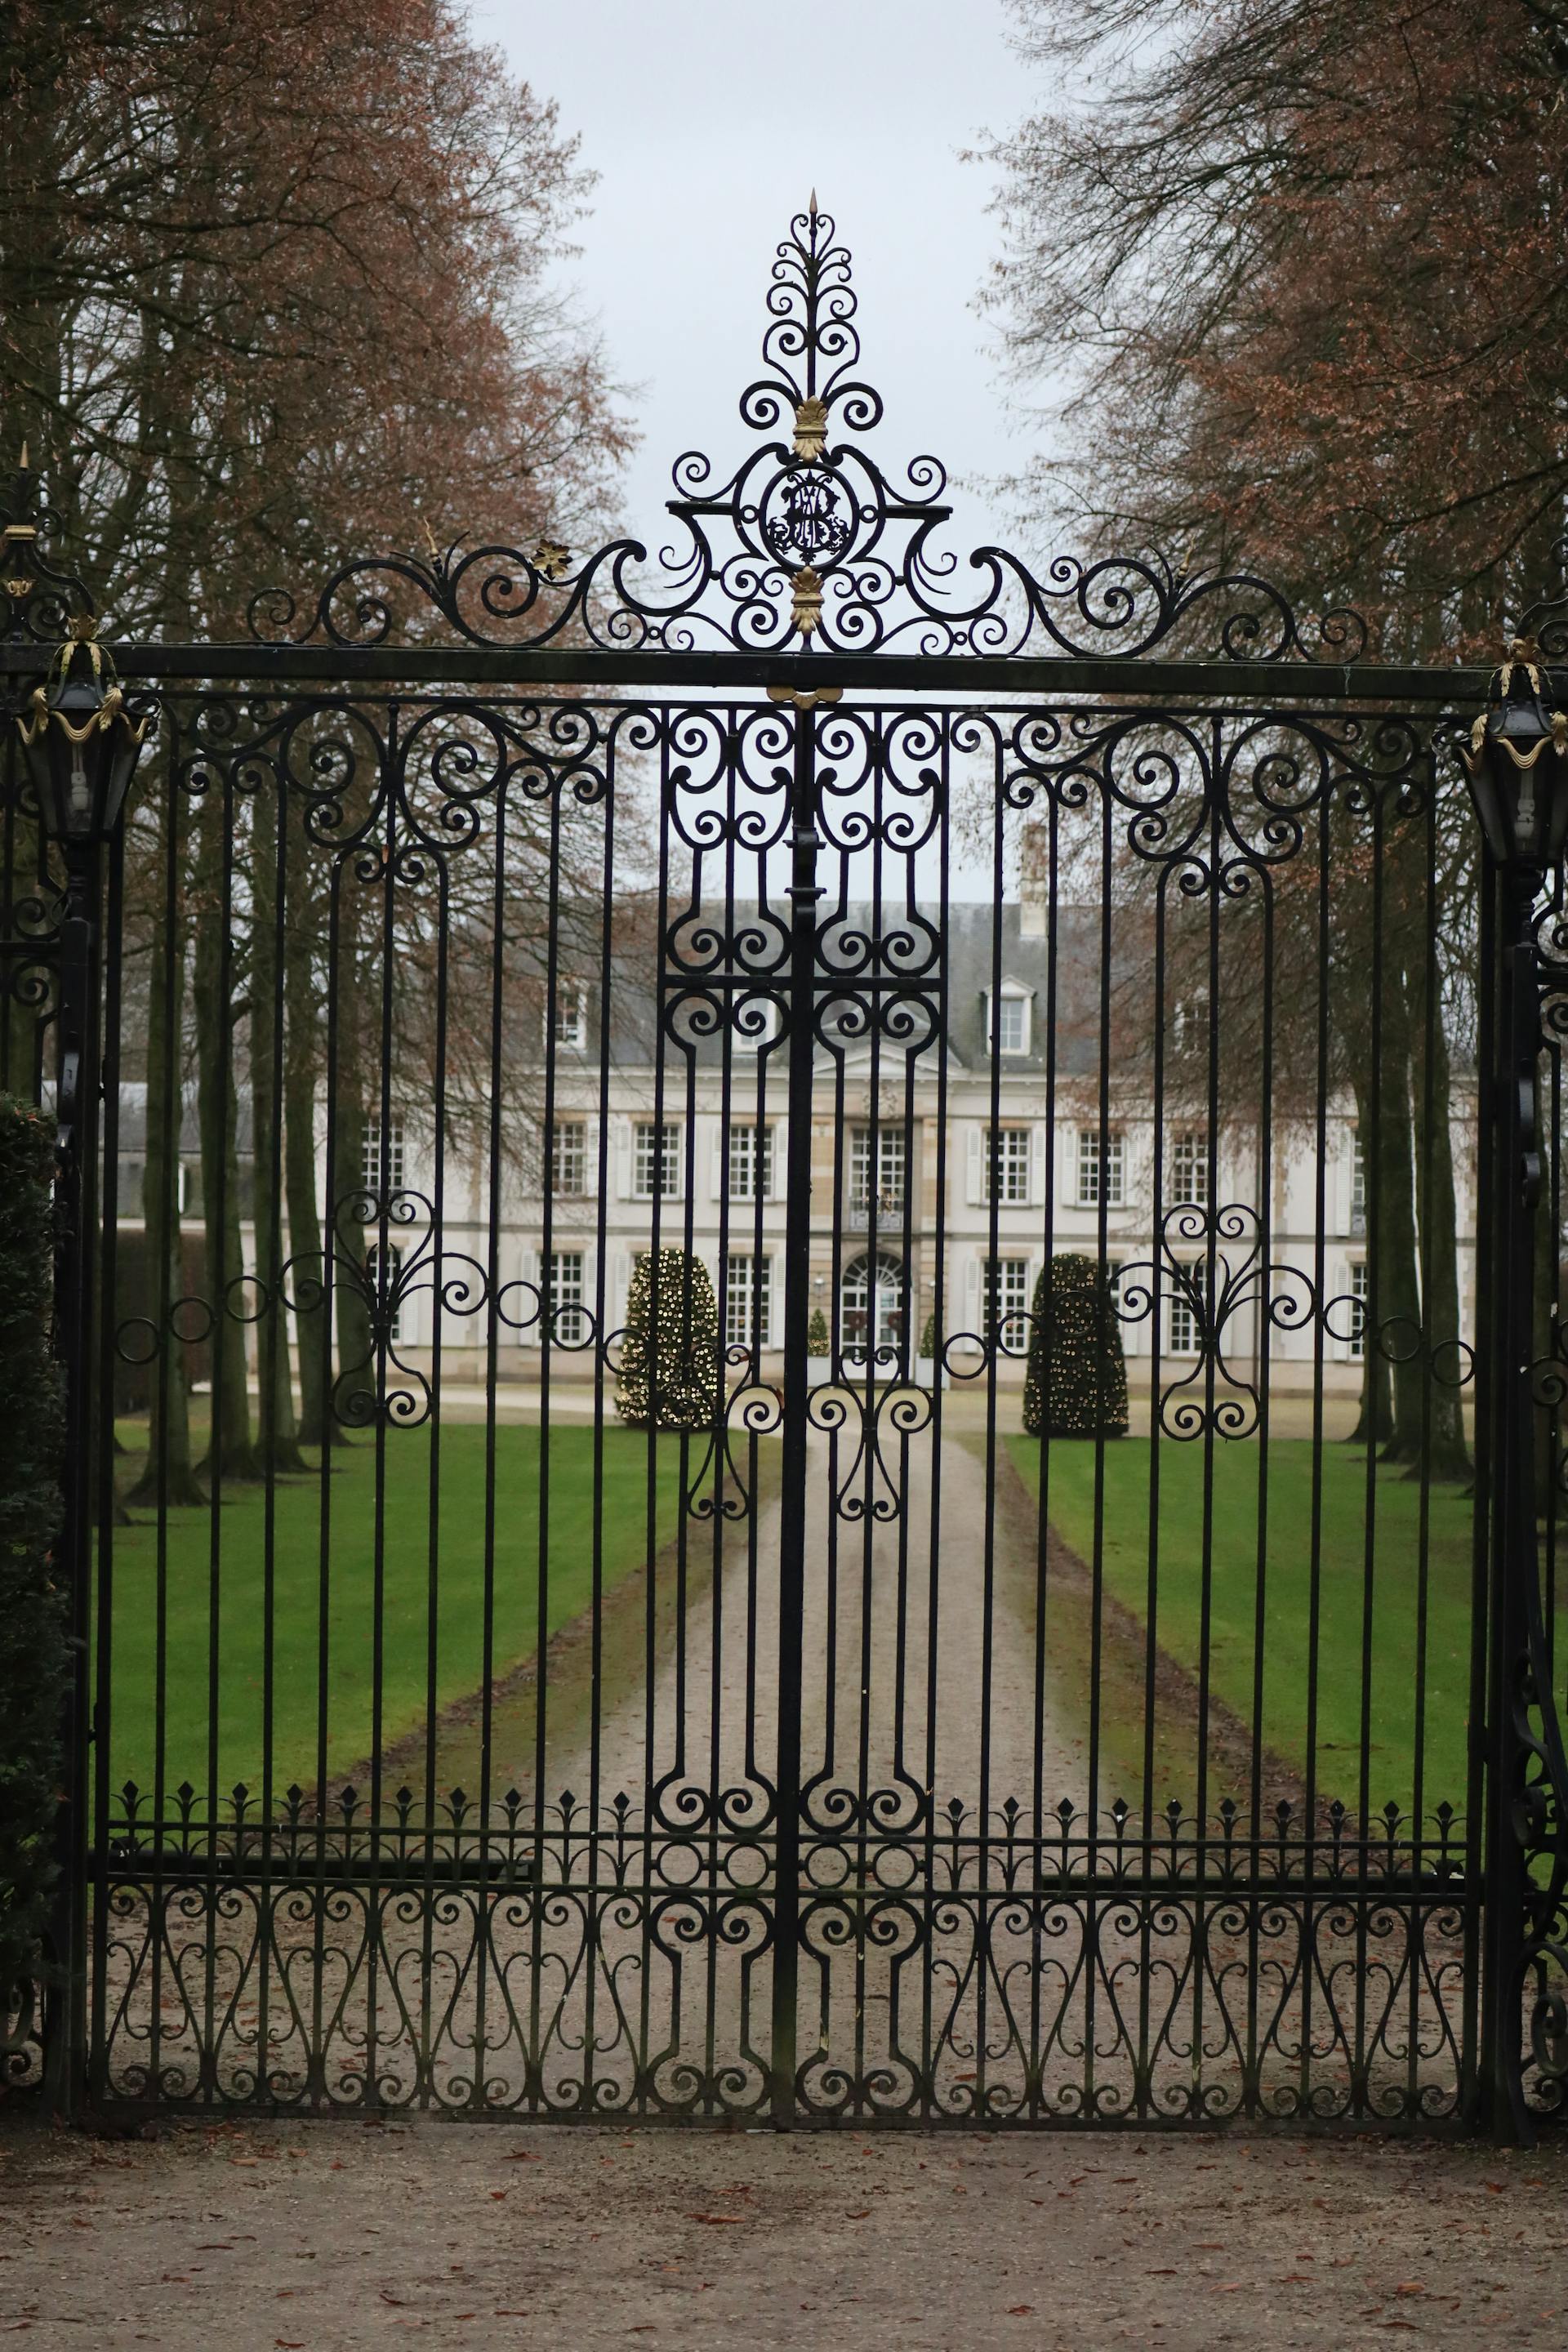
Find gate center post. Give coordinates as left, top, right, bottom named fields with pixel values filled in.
left=770, top=697, right=821, bottom=2126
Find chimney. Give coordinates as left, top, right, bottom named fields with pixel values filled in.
left=1019, top=820, right=1049, bottom=938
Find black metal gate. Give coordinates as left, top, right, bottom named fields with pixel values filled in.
left=6, top=204, right=1568, bottom=2131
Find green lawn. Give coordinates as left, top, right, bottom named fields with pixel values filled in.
left=104, top=1421, right=691, bottom=1797
left=1006, top=1435, right=1481, bottom=1819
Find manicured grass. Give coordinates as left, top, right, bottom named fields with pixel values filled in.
left=105, top=1422, right=690, bottom=1797
left=1007, top=1435, right=1481, bottom=1818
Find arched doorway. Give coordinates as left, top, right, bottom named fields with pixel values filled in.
left=840, top=1250, right=906, bottom=1364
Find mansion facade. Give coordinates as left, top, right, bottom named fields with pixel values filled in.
left=112, top=893, right=1477, bottom=1401
left=330, top=898, right=1476, bottom=1400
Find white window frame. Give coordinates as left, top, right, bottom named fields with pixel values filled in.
left=633, top=1121, right=682, bottom=1200
left=1168, top=1279, right=1200, bottom=1357
left=550, top=1118, right=586, bottom=1197
left=363, top=1116, right=404, bottom=1197
left=983, top=1125, right=1031, bottom=1207
left=726, top=1121, right=773, bottom=1202
left=550, top=981, right=588, bottom=1049
left=852, top=1125, right=906, bottom=1212
left=1348, top=1258, right=1369, bottom=1361
left=724, top=1254, right=773, bottom=1351
left=546, top=1249, right=586, bottom=1344
left=1076, top=1126, right=1125, bottom=1209
left=984, top=1255, right=1031, bottom=1354
left=987, top=985, right=1031, bottom=1057
left=1169, top=1130, right=1210, bottom=1208
left=1351, top=1130, right=1367, bottom=1233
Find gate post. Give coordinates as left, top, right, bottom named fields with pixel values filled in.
left=11, top=604, right=149, bottom=2120
left=1463, top=641, right=1568, bottom=2140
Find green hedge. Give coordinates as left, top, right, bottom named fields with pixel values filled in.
left=0, top=1096, right=66, bottom=2014
left=1022, top=1253, right=1129, bottom=1439
left=616, top=1248, right=722, bottom=1430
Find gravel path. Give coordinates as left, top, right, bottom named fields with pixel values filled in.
left=6, top=2109, right=1567, bottom=2350
left=509, top=1420, right=1085, bottom=1843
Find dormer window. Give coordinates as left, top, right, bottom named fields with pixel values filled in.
left=550, top=982, right=588, bottom=1049
left=987, top=983, right=1031, bottom=1057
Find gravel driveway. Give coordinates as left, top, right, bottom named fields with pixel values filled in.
left=5, top=2108, right=1566, bottom=2350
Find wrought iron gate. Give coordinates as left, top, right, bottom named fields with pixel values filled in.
left=5, top=204, right=1568, bottom=2131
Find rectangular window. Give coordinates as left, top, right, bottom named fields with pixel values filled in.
left=726, top=1122, right=773, bottom=1201
left=546, top=1250, right=585, bottom=1344
left=724, top=1255, right=772, bottom=1351
left=550, top=1119, right=586, bottom=1196
left=550, top=982, right=587, bottom=1049
left=1169, top=1130, right=1209, bottom=1207
left=852, top=1125, right=906, bottom=1211
left=1351, top=1130, right=1366, bottom=1232
left=634, top=1121, right=680, bottom=1199
left=985, top=1125, right=1031, bottom=1206
left=367, top=1241, right=403, bottom=1343
left=1349, top=1259, right=1369, bottom=1360
left=984, top=1256, right=1031, bottom=1354
left=1076, top=1127, right=1124, bottom=1209
left=363, top=1117, right=404, bottom=1197
left=991, top=992, right=1027, bottom=1055
left=1168, top=1281, right=1200, bottom=1356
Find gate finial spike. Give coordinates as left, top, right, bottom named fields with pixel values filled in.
left=808, top=188, right=817, bottom=218
left=19, top=440, right=27, bottom=470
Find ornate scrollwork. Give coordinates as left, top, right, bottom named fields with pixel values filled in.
left=1116, top=1202, right=1317, bottom=1441
left=245, top=204, right=1369, bottom=666
left=0, top=457, right=97, bottom=645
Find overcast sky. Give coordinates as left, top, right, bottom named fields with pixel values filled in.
left=467, top=0, right=1053, bottom=564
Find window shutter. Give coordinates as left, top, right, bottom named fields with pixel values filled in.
left=612, top=1252, right=630, bottom=1326
left=966, top=1126, right=982, bottom=1206
left=519, top=1246, right=541, bottom=1346
left=1030, top=1124, right=1046, bottom=1209
left=672, top=1125, right=685, bottom=1201
left=768, top=1120, right=784, bottom=1202
left=615, top=1118, right=632, bottom=1200
left=1333, top=1127, right=1352, bottom=1236
left=711, top=1122, right=725, bottom=1201
left=586, top=1116, right=601, bottom=1191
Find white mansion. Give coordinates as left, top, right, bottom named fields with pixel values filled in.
left=335, top=889, right=1475, bottom=1403
left=114, top=885, right=1476, bottom=1403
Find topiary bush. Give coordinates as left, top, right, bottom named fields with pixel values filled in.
left=1022, top=1254, right=1128, bottom=1439
left=616, top=1247, right=723, bottom=1430
left=806, top=1306, right=830, bottom=1356
left=0, top=1096, right=66, bottom=2042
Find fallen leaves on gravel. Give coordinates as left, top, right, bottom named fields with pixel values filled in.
left=686, top=2213, right=746, bottom=2225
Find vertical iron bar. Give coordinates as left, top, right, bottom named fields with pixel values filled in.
left=770, top=699, right=818, bottom=2125
left=45, top=837, right=101, bottom=2119
left=1478, top=862, right=1539, bottom=2140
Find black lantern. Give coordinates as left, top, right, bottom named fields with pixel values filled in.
left=1462, top=638, right=1568, bottom=872
left=16, top=621, right=149, bottom=843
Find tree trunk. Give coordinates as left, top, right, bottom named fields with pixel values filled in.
left=249, top=792, right=305, bottom=1473
left=1348, top=1072, right=1394, bottom=1447
left=284, top=847, right=332, bottom=1450
left=124, top=901, right=204, bottom=1508
left=1374, top=966, right=1426, bottom=1462
left=193, top=799, right=259, bottom=1482
left=1410, top=964, right=1471, bottom=1482
left=332, top=1090, right=375, bottom=1433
